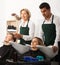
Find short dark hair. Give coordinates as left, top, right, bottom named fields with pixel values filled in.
left=33, top=37, right=44, bottom=46
left=39, top=2, right=50, bottom=9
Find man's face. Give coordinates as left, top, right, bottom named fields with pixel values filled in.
left=4, top=33, right=13, bottom=43
left=40, top=7, right=51, bottom=19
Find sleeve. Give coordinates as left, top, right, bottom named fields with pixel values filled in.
left=38, top=23, right=44, bottom=41
left=54, top=16, right=60, bottom=47
left=17, top=20, right=22, bottom=33
left=23, top=21, right=35, bottom=41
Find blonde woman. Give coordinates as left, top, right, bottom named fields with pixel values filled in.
left=12, top=9, right=35, bottom=45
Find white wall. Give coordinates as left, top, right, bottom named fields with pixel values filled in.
left=0, top=0, right=60, bottom=46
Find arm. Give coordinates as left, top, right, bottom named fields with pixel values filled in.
left=39, top=25, right=44, bottom=41
left=13, top=21, right=35, bottom=41
left=23, top=21, right=35, bottom=41
left=11, top=13, right=21, bottom=20
left=52, top=16, right=60, bottom=52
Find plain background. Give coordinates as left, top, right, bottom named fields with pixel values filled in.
left=0, top=0, right=60, bottom=46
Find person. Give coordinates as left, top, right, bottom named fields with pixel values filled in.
left=17, top=37, right=46, bottom=61
left=3, top=33, right=16, bottom=45
left=0, top=33, right=16, bottom=61
left=12, top=8, right=35, bottom=45
left=39, top=2, right=60, bottom=53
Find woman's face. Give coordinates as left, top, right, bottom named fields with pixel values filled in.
left=31, top=38, right=39, bottom=50
left=20, top=10, right=29, bottom=21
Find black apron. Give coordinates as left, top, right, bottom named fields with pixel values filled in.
left=42, top=15, right=56, bottom=46
left=20, top=22, right=31, bottom=45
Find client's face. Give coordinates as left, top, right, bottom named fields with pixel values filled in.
left=31, top=38, right=38, bottom=51
left=4, top=33, right=13, bottom=43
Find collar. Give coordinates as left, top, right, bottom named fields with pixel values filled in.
left=44, top=14, right=54, bottom=24
left=21, top=19, right=28, bottom=27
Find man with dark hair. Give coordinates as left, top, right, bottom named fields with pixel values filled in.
left=39, top=2, right=60, bottom=53
left=39, top=2, right=50, bottom=9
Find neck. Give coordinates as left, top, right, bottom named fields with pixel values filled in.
left=23, top=19, right=29, bottom=22
left=4, top=41, right=10, bottom=45
left=31, top=48, right=38, bottom=51
left=45, top=13, right=52, bottom=20
left=23, top=19, right=27, bottom=22
left=4, top=40, right=13, bottom=45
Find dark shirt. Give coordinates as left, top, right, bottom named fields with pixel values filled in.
left=18, top=49, right=46, bottom=61
left=0, top=45, right=15, bottom=60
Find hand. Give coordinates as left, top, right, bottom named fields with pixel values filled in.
left=11, top=13, right=20, bottom=20
left=13, top=33, right=23, bottom=39
left=11, top=13, right=16, bottom=16
left=52, top=46, right=58, bottom=53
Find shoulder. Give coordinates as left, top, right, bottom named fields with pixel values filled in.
left=54, top=15, right=60, bottom=21
left=53, top=15, right=60, bottom=24
left=28, top=20, right=35, bottom=27
left=28, top=20, right=35, bottom=25
left=18, top=20, right=23, bottom=26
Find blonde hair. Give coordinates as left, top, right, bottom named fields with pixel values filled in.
left=20, top=8, right=31, bottom=20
